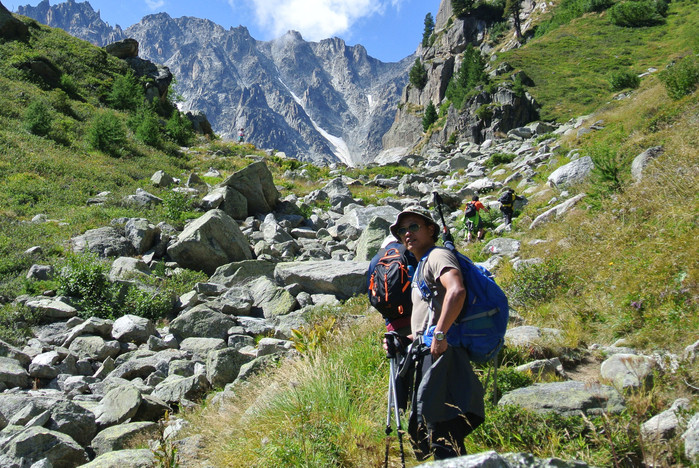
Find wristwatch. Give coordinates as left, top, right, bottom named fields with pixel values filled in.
left=434, top=330, right=446, bottom=341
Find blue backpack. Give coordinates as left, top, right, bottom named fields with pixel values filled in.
left=416, top=241, right=509, bottom=364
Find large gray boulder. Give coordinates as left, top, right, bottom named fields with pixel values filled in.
left=0, top=357, right=30, bottom=389
left=529, top=194, right=586, bottom=230
left=600, top=353, right=657, bottom=390
left=498, top=381, right=625, bottom=417
left=0, top=426, right=88, bottom=468
left=631, top=146, right=663, bottom=182
left=28, top=351, right=62, bottom=379
left=248, top=276, right=298, bottom=318
left=484, top=238, right=521, bottom=258
left=111, top=314, right=157, bottom=344
left=91, top=421, right=159, bottom=456
left=219, top=161, right=280, bottom=216
left=25, top=298, right=78, bottom=320
left=547, top=156, right=594, bottom=188
left=167, top=209, right=253, bottom=274
left=169, top=305, right=236, bottom=340
left=209, top=259, right=277, bottom=286
left=68, top=335, right=120, bottom=361
left=274, top=260, right=370, bottom=299
left=151, top=373, right=209, bottom=403
left=77, top=448, right=156, bottom=468
left=124, top=218, right=160, bottom=254
left=70, top=226, right=135, bottom=258
left=95, top=386, right=143, bottom=427
left=206, top=347, right=253, bottom=388
left=641, top=398, right=690, bottom=443
left=0, top=338, right=31, bottom=367
left=353, top=217, right=393, bottom=261
left=0, top=395, right=97, bottom=447
left=683, top=413, right=699, bottom=464
left=417, top=450, right=594, bottom=467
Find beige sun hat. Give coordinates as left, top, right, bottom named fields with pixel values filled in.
left=389, top=205, right=439, bottom=241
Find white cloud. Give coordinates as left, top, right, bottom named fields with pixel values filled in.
left=145, top=0, right=165, bottom=10
left=244, top=0, right=401, bottom=41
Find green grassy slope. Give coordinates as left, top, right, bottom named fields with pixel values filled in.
left=498, top=0, right=699, bottom=121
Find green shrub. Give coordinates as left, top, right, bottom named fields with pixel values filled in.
left=409, top=58, right=428, bottom=89
left=475, top=104, right=494, bottom=121
left=0, top=304, right=43, bottom=345
left=505, top=259, right=569, bottom=307
left=162, top=190, right=195, bottom=223
left=132, top=106, right=162, bottom=147
left=584, top=0, right=614, bottom=12
left=165, top=111, right=194, bottom=146
left=608, top=0, right=666, bottom=27
left=659, top=55, right=699, bottom=100
left=24, top=100, right=53, bottom=136
left=485, top=152, right=516, bottom=167
left=59, top=74, right=79, bottom=96
left=87, top=110, right=127, bottom=155
left=57, top=253, right=119, bottom=319
left=452, top=0, right=476, bottom=17
left=107, top=71, right=145, bottom=111
left=609, top=70, right=640, bottom=91
left=123, top=287, right=175, bottom=322
left=588, top=140, right=625, bottom=195
left=422, top=101, right=438, bottom=131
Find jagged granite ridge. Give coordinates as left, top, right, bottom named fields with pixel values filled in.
left=16, top=1, right=413, bottom=166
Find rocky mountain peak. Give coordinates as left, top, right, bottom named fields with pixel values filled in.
left=16, top=0, right=411, bottom=166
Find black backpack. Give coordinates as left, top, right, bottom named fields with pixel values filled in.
left=367, top=242, right=417, bottom=321
left=464, top=202, right=477, bottom=218
left=498, top=191, right=514, bottom=207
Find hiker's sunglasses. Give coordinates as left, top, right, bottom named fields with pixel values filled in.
left=396, top=223, right=422, bottom=237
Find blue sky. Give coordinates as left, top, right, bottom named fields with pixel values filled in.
left=13, top=0, right=442, bottom=62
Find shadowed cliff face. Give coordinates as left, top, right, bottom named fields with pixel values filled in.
left=16, top=1, right=413, bottom=166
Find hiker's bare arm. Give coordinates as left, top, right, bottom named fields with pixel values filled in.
left=431, top=268, right=465, bottom=357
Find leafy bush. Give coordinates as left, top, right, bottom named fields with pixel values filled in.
left=59, top=74, right=79, bottom=96
left=659, top=55, right=699, bottom=100
left=588, top=140, right=625, bottom=195
left=87, top=110, right=127, bottom=155
left=485, top=152, right=516, bottom=167
left=57, top=254, right=119, bottom=319
left=609, top=70, right=640, bottom=91
left=584, top=0, right=614, bottom=12
left=162, top=190, right=195, bottom=223
left=123, top=286, right=175, bottom=322
left=506, top=259, right=569, bottom=307
left=0, top=304, right=43, bottom=345
left=24, top=100, right=53, bottom=136
left=422, top=101, right=438, bottom=131
left=107, top=71, right=145, bottom=111
left=608, top=0, right=666, bottom=27
left=409, top=58, right=428, bottom=89
left=475, top=104, right=494, bottom=121
left=165, top=110, right=195, bottom=146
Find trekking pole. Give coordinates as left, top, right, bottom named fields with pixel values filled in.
left=432, top=191, right=449, bottom=235
left=384, top=334, right=406, bottom=468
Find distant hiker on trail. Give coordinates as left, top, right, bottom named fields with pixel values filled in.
left=498, top=187, right=524, bottom=226
left=384, top=206, right=485, bottom=461
left=464, top=195, right=489, bottom=242
left=238, top=128, right=245, bottom=143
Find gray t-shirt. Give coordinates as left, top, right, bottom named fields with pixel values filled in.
left=410, top=247, right=463, bottom=337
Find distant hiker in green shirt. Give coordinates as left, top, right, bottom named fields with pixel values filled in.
left=463, top=196, right=489, bottom=242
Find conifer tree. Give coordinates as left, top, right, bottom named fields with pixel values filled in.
left=422, top=101, right=438, bottom=132
left=409, top=58, right=428, bottom=90
left=422, top=13, right=435, bottom=48
left=504, top=0, right=523, bottom=40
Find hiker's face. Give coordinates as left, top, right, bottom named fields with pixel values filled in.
left=398, top=215, right=434, bottom=255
